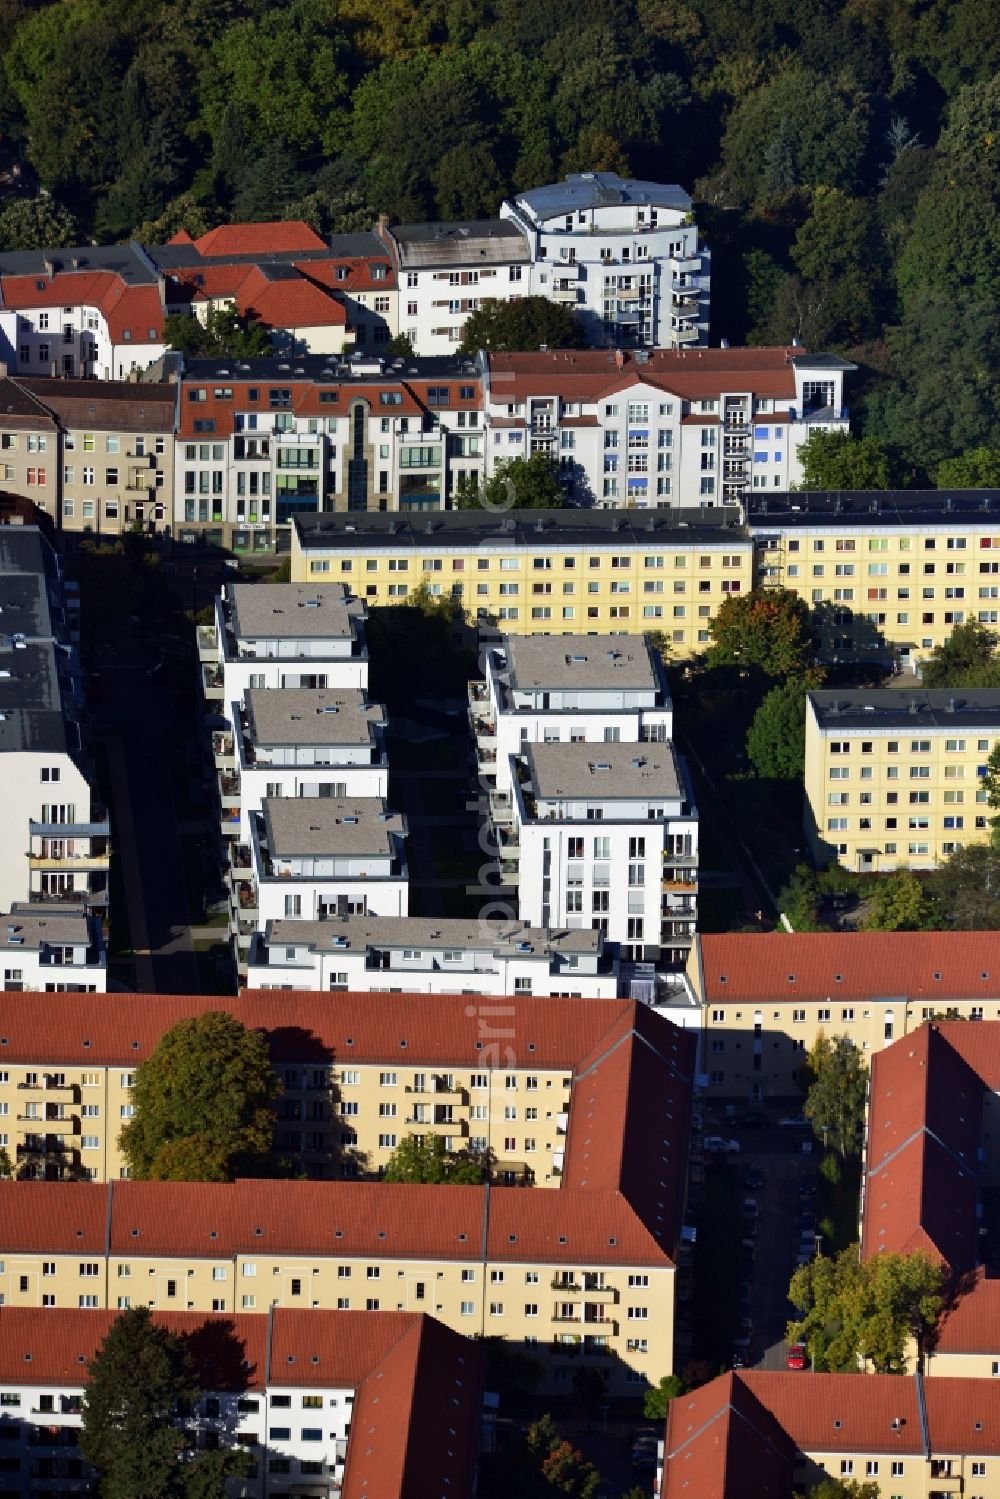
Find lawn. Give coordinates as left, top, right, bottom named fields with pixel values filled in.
left=816, top=1155, right=862, bottom=1255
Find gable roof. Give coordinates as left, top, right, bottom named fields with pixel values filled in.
left=192, top=222, right=327, bottom=256
left=661, top=1372, right=795, bottom=1499
left=485, top=347, right=807, bottom=405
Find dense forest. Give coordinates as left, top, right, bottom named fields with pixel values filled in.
left=0, top=0, right=996, bottom=480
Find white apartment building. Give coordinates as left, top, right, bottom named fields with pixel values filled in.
left=199, top=582, right=369, bottom=730
left=500, top=742, right=698, bottom=967
left=0, top=528, right=108, bottom=913
left=246, top=914, right=619, bottom=996
left=470, top=633, right=673, bottom=796
left=0, top=1305, right=481, bottom=1499
left=173, top=354, right=484, bottom=546
left=501, top=173, right=709, bottom=350
left=0, top=904, right=106, bottom=992
left=482, top=347, right=853, bottom=508
left=249, top=796, right=408, bottom=928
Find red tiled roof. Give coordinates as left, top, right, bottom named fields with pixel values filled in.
left=235, top=265, right=347, bottom=329
left=661, top=1371, right=794, bottom=1499
left=486, top=347, right=802, bottom=404
left=695, top=932, right=1000, bottom=1005
left=0, top=1181, right=106, bottom=1253
left=268, top=1306, right=420, bottom=1387
left=298, top=257, right=396, bottom=294
left=192, top=222, right=327, bottom=256
left=933, top=1269, right=1000, bottom=1354
left=862, top=1026, right=983, bottom=1268
left=741, top=1371, right=925, bottom=1453
left=342, top=1315, right=483, bottom=1499
left=923, top=1377, right=1000, bottom=1453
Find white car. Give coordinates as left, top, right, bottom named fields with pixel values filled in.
left=704, top=1136, right=740, bottom=1154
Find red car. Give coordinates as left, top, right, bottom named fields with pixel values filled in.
left=786, top=1343, right=807, bottom=1370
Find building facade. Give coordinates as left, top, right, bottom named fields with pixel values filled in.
left=483, top=347, right=851, bottom=508
left=0, top=905, right=105, bottom=994
left=803, top=688, right=1000, bottom=872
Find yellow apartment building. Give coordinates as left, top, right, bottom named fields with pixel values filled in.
left=686, top=932, right=1000, bottom=1104
left=0, top=1179, right=676, bottom=1395
left=0, top=990, right=686, bottom=1185
left=291, top=509, right=752, bottom=657
left=803, top=688, right=1000, bottom=871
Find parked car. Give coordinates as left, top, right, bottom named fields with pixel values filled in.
left=704, top=1136, right=741, bottom=1154
left=797, top=1173, right=818, bottom=1198
left=778, top=1114, right=809, bottom=1129
left=742, top=1167, right=765, bottom=1191
left=742, top=1197, right=760, bottom=1219
left=786, top=1343, right=807, bottom=1370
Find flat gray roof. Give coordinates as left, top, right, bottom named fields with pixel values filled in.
left=499, top=634, right=660, bottom=693
left=262, top=797, right=405, bottom=857
left=260, top=915, right=601, bottom=957
left=227, top=583, right=364, bottom=641
left=0, top=241, right=157, bottom=284
left=748, top=490, right=1000, bottom=529
left=526, top=742, right=681, bottom=800
left=512, top=173, right=691, bottom=218
left=390, top=219, right=529, bottom=269
left=0, top=528, right=72, bottom=755
left=3, top=904, right=95, bottom=950
left=295, top=507, right=739, bottom=552
left=244, top=689, right=384, bottom=747
left=809, top=689, right=1000, bottom=732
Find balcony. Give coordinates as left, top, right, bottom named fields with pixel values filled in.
left=529, top=423, right=557, bottom=440
left=27, top=849, right=110, bottom=872
left=671, top=324, right=700, bottom=343
left=202, top=664, right=223, bottom=700
left=219, top=771, right=241, bottom=806
left=552, top=284, right=581, bottom=303
left=212, top=732, right=235, bottom=770
left=220, top=811, right=241, bottom=839
left=229, top=844, right=253, bottom=880
left=489, top=790, right=514, bottom=827
left=197, top=624, right=219, bottom=662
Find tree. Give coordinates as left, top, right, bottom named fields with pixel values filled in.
left=779, top=864, right=827, bottom=932
left=383, top=1133, right=486, bottom=1184
left=0, top=195, right=78, bottom=251
left=788, top=1246, right=945, bottom=1373
left=920, top=620, right=1000, bottom=689
left=386, top=332, right=415, bottom=357
left=796, top=431, right=894, bottom=492
left=802, top=1034, right=867, bottom=1157
left=937, top=448, right=1000, bottom=489
left=795, top=1481, right=880, bottom=1499
left=455, top=454, right=566, bottom=511
left=707, top=588, right=814, bottom=679
left=862, top=870, right=937, bottom=932
left=458, top=297, right=582, bottom=354
left=929, top=844, right=1000, bottom=929
left=643, top=1374, right=685, bottom=1421
left=119, top=1012, right=281, bottom=1181
left=540, top=1441, right=600, bottom=1498
left=981, top=742, right=1000, bottom=849
left=164, top=308, right=272, bottom=360
left=746, top=674, right=822, bottom=779
left=80, top=1308, right=248, bottom=1499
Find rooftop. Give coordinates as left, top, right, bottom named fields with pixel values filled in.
left=748, top=488, right=1000, bottom=529
left=294, top=506, right=740, bottom=553
left=485, top=346, right=842, bottom=403
left=496, top=632, right=663, bottom=694
left=258, top=914, right=602, bottom=957
left=388, top=218, right=530, bottom=268
left=261, top=796, right=404, bottom=857
left=1, top=904, right=94, bottom=951
left=511, top=173, right=692, bottom=217
left=0, top=241, right=157, bottom=285
left=809, top=688, right=1000, bottom=731
left=14, top=377, right=175, bottom=432
left=179, top=352, right=480, bottom=384
left=0, top=527, right=72, bottom=756
left=244, top=689, right=384, bottom=748
left=525, top=741, right=682, bottom=802
left=225, top=582, right=365, bottom=642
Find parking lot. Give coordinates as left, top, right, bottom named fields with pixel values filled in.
left=688, top=1112, right=829, bottom=1374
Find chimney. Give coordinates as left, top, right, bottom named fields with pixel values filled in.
left=376, top=213, right=390, bottom=240
left=614, top=349, right=626, bottom=369
left=43, top=258, right=55, bottom=281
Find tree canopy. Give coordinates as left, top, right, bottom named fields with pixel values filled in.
left=927, top=844, right=1000, bottom=928
left=382, top=1132, right=486, bottom=1184
left=707, top=588, right=814, bottom=679
left=746, top=673, right=822, bottom=780
left=920, top=620, right=1000, bottom=689
left=862, top=869, right=937, bottom=932
left=455, top=453, right=566, bottom=511
left=119, top=1011, right=282, bottom=1181
left=458, top=297, right=583, bottom=354
left=788, top=1247, right=945, bottom=1374
left=801, top=1034, right=867, bottom=1158
left=795, top=431, right=895, bottom=492
left=80, top=1308, right=249, bottom=1499
left=163, top=308, right=273, bottom=359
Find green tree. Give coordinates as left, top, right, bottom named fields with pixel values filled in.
left=383, top=1133, right=486, bottom=1184
left=862, top=870, right=937, bottom=932
left=779, top=864, right=827, bottom=932
left=385, top=332, right=415, bottom=357
left=0, top=195, right=78, bottom=251
left=788, top=1246, right=944, bottom=1373
left=937, top=448, right=1000, bottom=489
left=746, top=673, right=822, bottom=779
left=801, top=1034, right=867, bottom=1157
left=796, top=431, right=894, bottom=492
left=706, top=588, right=814, bottom=679
left=643, top=1374, right=685, bottom=1421
left=163, top=308, right=272, bottom=359
left=456, top=454, right=566, bottom=511
left=920, top=620, right=1000, bottom=689
left=981, top=742, right=1000, bottom=849
left=929, top=844, right=1000, bottom=929
left=80, top=1308, right=248, bottom=1499
left=788, top=187, right=887, bottom=344
left=119, top=1012, right=281, bottom=1181
left=795, top=1481, right=881, bottom=1499
left=458, top=296, right=582, bottom=354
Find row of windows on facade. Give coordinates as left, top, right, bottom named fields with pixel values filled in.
left=0, top=433, right=163, bottom=455
left=310, top=553, right=744, bottom=574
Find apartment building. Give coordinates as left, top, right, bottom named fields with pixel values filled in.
left=0, top=527, right=108, bottom=913
left=804, top=688, right=1000, bottom=872
left=0, top=904, right=105, bottom=993
left=198, top=582, right=369, bottom=729
left=686, top=932, right=1000, bottom=1104
left=0, top=989, right=682, bottom=1183
left=0, top=1305, right=484, bottom=1499
left=292, top=508, right=753, bottom=653
left=501, top=173, right=710, bottom=351
left=748, top=488, right=1000, bottom=671
left=249, top=797, right=408, bottom=927
left=483, top=346, right=852, bottom=508
left=171, top=353, right=483, bottom=547
left=470, top=632, right=672, bottom=797
left=658, top=1369, right=1000, bottom=1499
left=0, top=374, right=175, bottom=537
left=501, top=742, right=698, bottom=966
left=247, top=915, right=619, bottom=997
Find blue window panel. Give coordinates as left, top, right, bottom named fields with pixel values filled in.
left=626, top=477, right=649, bottom=489
left=774, top=451, right=783, bottom=462
left=754, top=451, right=768, bottom=463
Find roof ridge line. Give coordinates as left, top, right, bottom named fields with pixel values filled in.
left=665, top=1378, right=791, bottom=1468
left=914, top=1368, right=930, bottom=1456
left=6, top=374, right=59, bottom=424
left=869, top=1121, right=980, bottom=1184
